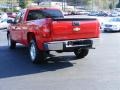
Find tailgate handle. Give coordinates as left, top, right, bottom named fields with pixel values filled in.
left=72, top=21, right=80, bottom=26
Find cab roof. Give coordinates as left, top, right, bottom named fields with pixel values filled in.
left=26, top=6, right=59, bottom=11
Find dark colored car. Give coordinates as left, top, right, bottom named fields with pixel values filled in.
left=88, top=11, right=98, bottom=16
left=96, top=11, right=108, bottom=16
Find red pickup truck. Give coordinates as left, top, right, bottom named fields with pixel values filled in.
left=7, top=8, right=100, bottom=64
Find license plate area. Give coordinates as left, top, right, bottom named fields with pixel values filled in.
left=66, top=40, right=92, bottom=47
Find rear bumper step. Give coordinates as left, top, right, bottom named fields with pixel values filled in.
left=44, top=39, right=97, bottom=51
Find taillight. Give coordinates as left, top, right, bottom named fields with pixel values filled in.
left=42, top=25, right=50, bottom=38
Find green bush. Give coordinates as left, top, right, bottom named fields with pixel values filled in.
left=19, top=0, right=27, bottom=8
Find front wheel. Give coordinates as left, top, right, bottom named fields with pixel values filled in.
left=29, top=39, right=45, bottom=64
left=74, top=49, right=89, bottom=59
left=7, top=34, right=16, bottom=49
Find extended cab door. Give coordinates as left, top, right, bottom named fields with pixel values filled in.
left=11, top=11, right=23, bottom=42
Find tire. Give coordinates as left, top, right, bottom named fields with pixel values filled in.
left=7, top=34, right=16, bottom=49
left=29, top=39, right=45, bottom=64
left=104, top=30, right=108, bottom=33
left=74, top=48, right=89, bottom=59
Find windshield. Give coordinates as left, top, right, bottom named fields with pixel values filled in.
left=110, top=18, right=120, bottom=22
left=27, top=9, right=64, bottom=21
left=42, top=9, right=64, bottom=18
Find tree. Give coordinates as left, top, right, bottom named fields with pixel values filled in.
left=116, top=0, right=120, bottom=8
left=19, top=0, right=27, bottom=8
left=109, top=3, right=113, bottom=9
left=67, top=0, right=90, bottom=5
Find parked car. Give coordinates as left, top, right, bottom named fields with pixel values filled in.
left=0, top=12, right=8, bottom=19
left=96, top=11, right=108, bottom=17
left=88, top=11, right=98, bottom=16
left=62, top=11, right=68, bottom=16
left=76, top=10, right=90, bottom=15
left=102, top=17, right=120, bottom=32
left=0, top=19, right=9, bottom=29
left=109, top=11, right=119, bottom=17
left=7, top=12, right=17, bottom=18
left=0, top=12, right=4, bottom=18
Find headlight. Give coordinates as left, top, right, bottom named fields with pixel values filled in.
left=112, top=25, right=117, bottom=28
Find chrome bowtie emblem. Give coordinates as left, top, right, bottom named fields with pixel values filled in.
left=73, top=27, right=80, bottom=31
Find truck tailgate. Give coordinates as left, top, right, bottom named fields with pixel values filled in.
left=51, top=18, right=99, bottom=41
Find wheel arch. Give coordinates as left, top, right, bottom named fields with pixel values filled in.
left=27, top=32, right=36, bottom=43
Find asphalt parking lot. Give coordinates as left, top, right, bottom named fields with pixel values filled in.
left=1, top=23, right=120, bottom=90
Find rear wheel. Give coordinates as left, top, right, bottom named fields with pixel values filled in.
left=29, top=39, right=45, bottom=64
left=74, top=48, right=89, bottom=59
left=7, top=34, right=16, bottom=49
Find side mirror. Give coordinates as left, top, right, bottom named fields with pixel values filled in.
left=7, top=19, right=16, bottom=24
left=7, top=19, right=13, bottom=23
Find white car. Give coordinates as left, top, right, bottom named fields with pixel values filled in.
left=102, top=17, right=120, bottom=32
left=0, top=19, right=9, bottom=29
left=110, top=12, right=119, bottom=17
left=0, top=12, right=9, bottom=29
left=96, top=17, right=110, bottom=31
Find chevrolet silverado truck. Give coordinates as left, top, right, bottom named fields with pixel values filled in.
left=7, top=8, right=100, bottom=64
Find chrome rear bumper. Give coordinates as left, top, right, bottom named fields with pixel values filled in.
left=44, top=38, right=99, bottom=51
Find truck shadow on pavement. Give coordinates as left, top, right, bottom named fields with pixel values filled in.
left=0, top=46, right=77, bottom=79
